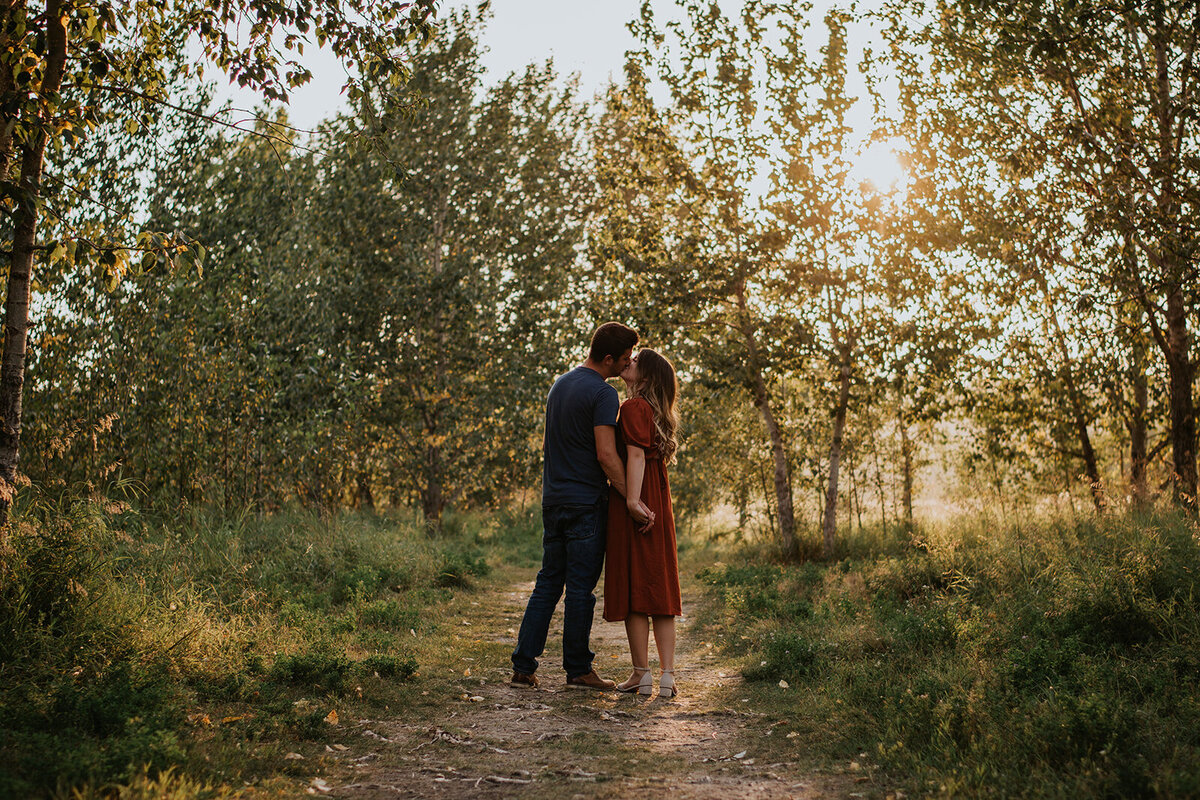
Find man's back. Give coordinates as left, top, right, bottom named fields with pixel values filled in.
left=542, top=366, right=619, bottom=506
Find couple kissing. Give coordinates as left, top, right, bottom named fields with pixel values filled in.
left=510, top=322, right=682, bottom=698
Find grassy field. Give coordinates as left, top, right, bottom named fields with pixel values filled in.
left=0, top=498, right=530, bottom=798
left=3, top=496, right=1197, bottom=798
left=696, top=512, right=1200, bottom=798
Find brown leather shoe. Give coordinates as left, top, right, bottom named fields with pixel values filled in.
left=510, top=670, right=539, bottom=688
left=565, top=670, right=617, bottom=691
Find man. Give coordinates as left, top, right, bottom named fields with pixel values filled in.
left=510, top=322, right=653, bottom=690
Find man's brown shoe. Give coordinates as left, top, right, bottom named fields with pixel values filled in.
left=565, top=670, right=617, bottom=691
left=510, top=671, right=539, bottom=688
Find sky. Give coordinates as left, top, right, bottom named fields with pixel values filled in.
left=211, top=0, right=905, bottom=188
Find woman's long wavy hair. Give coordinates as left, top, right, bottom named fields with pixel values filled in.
left=632, top=348, right=679, bottom=465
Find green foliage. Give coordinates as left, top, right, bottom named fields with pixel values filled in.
left=700, top=512, right=1200, bottom=797
left=27, top=12, right=588, bottom=525
left=0, top=499, right=487, bottom=796
left=435, top=549, right=491, bottom=588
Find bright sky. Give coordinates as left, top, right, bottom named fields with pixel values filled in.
left=212, top=0, right=905, bottom=188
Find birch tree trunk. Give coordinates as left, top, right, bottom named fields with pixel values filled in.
left=821, top=345, right=852, bottom=560
left=900, top=418, right=914, bottom=526
left=0, top=0, right=66, bottom=533
left=735, top=285, right=797, bottom=557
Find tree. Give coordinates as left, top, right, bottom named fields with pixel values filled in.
left=311, top=11, right=589, bottom=523
left=0, top=0, right=437, bottom=532
left=887, top=0, right=1200, bottom=510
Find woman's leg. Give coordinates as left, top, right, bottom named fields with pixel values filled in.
left=619, top=614, right=651, bottom=688
left=650, top=615, right=675, bottom=671
left=651, top=615, right=677, bottom=695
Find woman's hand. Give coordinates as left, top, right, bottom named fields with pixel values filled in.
left=628, top=499, right=655, bottom=533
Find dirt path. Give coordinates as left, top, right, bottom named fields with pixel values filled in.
left=318, top=566, right=861, bottom=799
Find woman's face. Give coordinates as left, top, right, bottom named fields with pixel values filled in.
left=621, top=351, right=641, bottom=385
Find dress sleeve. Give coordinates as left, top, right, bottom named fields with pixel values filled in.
left=619, top=398, right=656, bottom=450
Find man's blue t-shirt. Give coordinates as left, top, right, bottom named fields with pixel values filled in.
left=542, top=366, right=619, bottom=506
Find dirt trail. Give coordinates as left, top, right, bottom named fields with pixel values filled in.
left=322, top=568, right=859, bottom=799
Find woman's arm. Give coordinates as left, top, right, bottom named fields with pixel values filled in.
left=625, top=444, right=647, bottom=517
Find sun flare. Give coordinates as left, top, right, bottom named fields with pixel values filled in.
left=849, top=137, right=910, bottom=196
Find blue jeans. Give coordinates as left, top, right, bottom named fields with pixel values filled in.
left=511, top=499, right=607, bottom=678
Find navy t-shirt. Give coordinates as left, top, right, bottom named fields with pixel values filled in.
left=542, top=366, right=620, bottom=506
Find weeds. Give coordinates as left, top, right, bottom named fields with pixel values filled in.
left=698, top=511, right=1200, bottom=798
left=0, top=498, right=520, bottom=797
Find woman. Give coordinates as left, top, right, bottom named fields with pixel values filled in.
left=603, top=348, right=682, bottom=697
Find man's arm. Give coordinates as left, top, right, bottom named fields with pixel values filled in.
left=595, top=426, right=653, bottom=527
left=595, top=425, right=627, bottom=497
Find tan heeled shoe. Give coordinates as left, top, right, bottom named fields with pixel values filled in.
left=617, top=665, right=653, bottom=695
left=659, top=668, right=677, bottom=698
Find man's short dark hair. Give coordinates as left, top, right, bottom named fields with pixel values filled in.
left=589, top=322, right=639, bottom=363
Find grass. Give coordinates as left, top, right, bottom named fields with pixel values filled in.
left=0, top=497, right=514, bottom=798
left=693, top=511, right=1200, bottom=798
left=8, top=491, right=1196, bottom=798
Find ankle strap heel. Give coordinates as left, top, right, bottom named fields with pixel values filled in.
left=618, top=665, right=653, bottom=695
left=659, top=669, right=677, bottom=698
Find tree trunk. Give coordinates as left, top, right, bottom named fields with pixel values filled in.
left=821, top=347, right=852, bottom=560
left=0, top=1, right=66, bottom=534
left=900, top=417, right=914, bottom=526
left=1165, top=285, right=1197, bottom=510
left=356, top=470, right=375, bottom=510
left=1041, top=281, right=1105, bottom=512
left=421, top=445, right=442, bottom=526
left=748, top=366, right=795, bottom=556
left=1127, top=338, right=1150, bottom=510
left=421, top=190, right=450, bottom=528
left=872, top=433, right=886, bottom=534
left=734, top=286, right=796, bottom=557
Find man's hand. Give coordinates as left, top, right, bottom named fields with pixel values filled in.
left=627, top=499, right=655, bottom=533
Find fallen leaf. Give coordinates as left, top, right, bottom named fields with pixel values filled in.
left=332, top=744, right=349, bottom=751
left=310, top=777, right=331, bottom=793
left=284, top=752, right=304, bottom=760
left=221, top=715, right=244, bottom=724
left=324, top=709, right=339, bottom=726
left=464, top=668, right=471, bottom=677
left=733, top=751, right=747, bottom=759
left=778, top=680, right=790, bottom=689
left=410, top=628, right=416, bottom=637
left=469, top=695, right=485, bottom=702
left=849, top=761, right=861, bottom=771
left=186, top=713, right=211, bottom=726
left=787, top=731, right=800, bottom=739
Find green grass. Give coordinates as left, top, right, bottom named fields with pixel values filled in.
left=695, top=511, right=1200, bottom=798
left=0, top=498, right=530, bottom=798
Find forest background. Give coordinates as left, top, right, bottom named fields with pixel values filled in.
left=1, top=0, right=1199, bottom=797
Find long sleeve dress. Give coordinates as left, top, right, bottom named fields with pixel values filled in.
left=603, top=397, right=682, bottom=621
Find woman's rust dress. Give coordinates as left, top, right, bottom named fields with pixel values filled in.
left=603, top=397, right=682, bottom=621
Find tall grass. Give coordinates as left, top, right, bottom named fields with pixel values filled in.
left=0, top=498, right=502, bottom=797
left=698, top=511, right=1200, bottom=798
